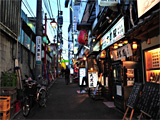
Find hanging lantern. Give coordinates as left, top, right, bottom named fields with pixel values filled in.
left=114, top=43, right=118, bottom=49
left=132, top=41, right=137, bottom=50
left=90, top=68, right=93, bottom=71
left=78, top=30, right=88, bottom=45
left=118, top=43, right=123, bottom=47
left=83, top=57, right=86, bottom=61
left=124, top=40, right=128, bottom=44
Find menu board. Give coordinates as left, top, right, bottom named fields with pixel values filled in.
left=136, top=82, right=160, bottom=119
left=127, top=83, right=142, bottom=108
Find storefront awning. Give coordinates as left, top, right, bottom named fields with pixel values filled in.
left=77, top=23, right=92, bottom=30
left=87, top=51, right=100, bottom=58
left=125, top=9, right=160, bottom=40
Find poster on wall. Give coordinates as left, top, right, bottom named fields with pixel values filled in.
left=137, top=0, right=159, bottom=18
left=88, top=71, right=98, bottom=88
left=79, top=68, right=86, bottom=86
left=105, top=77, right=109, bottom=87
left=116, top=85, right=122, bottom=96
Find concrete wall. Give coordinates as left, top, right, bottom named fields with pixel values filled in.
left=0, top=31, right=35, bottom=80
left=0, top=32, right=15, bottom=77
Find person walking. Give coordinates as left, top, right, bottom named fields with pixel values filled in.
left=65, top=66, right=70, bottom=85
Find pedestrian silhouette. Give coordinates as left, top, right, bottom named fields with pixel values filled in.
left=65, top=66, right=70, bottom=85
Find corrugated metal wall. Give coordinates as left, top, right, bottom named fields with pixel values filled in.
left=0, top=0, right=21, bottom=36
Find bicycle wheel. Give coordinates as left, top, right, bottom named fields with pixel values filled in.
left=39, top=89, right=47, bottom=107
left=22, top=97, right=30, bottom=117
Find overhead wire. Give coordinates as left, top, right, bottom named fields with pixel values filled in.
left=25, top=0, right=35, bottom=17
left=48, top=0, right=54, bottom=18
left=43, top=0, right=52, bottom=18
left=22, top=0, right=34, bottom=17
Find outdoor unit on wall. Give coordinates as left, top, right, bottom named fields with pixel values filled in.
left=98, top=0, right=119, bottom=6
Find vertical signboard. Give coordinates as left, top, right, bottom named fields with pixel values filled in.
left=88, top=71, right=98, bottom=88
left=36, top=36, right=42, bottom=64
left=79, top=68, right=86, bottom=86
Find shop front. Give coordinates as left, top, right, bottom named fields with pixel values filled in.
left=143, top=45, right=160, bottom=83
left=99, top=15, right=142, bottom=111
left=126, top=1, right=160, bottom=84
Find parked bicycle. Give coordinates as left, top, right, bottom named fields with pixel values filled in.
left=22, top=75, right=47, bottom=117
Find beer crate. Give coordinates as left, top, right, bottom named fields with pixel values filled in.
left=0, top=110, right=10, bottom=120
left=0, top=87, right=17, bottom=104
left=0, top=96, right=11, bottom=112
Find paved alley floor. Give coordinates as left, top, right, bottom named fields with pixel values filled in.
left=13, top=78, right=124, bottom=119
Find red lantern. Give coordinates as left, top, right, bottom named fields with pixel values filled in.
left=78, top=30, right=88, bottom=45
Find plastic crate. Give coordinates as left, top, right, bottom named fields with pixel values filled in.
left=0, top=96, right=11, bottom=112
left=0, top=109, right=10, bottom=120
left=0, top=87, right=17, bottom=104
left=1, top=73, right=17, bottom=87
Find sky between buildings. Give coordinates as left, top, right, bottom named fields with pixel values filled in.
left=21, top=0, right=70, bottom=60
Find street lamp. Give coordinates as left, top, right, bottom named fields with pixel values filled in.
left=50, top=18, right=57, bottom=29
left=50, top=20, right=57, bottom=79
left=44, top=13, right=57, bottom=80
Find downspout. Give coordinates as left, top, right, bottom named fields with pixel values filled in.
left=130, top=3, right=135, bottom=27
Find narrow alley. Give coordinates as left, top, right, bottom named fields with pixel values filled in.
left=14, top=78, right=124, bottom=119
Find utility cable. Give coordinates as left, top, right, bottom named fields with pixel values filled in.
left=25, top=0, right=35, bottom=17
left=43, top=0, right=52, bottom=19
left=48, top=0, right=54, bottom=18
left=22, top=0, right=34, bottom=17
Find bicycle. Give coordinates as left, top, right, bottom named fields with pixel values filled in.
left=22, top=75, right=47, bottom=117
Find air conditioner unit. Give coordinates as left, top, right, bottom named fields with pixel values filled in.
left=98, top=0, right=119, bottom=6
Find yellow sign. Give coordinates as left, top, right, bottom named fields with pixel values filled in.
left=61, top=62, right=66, bottom=69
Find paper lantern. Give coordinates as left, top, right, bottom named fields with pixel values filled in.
left=78, top=30, right=88, bottom=45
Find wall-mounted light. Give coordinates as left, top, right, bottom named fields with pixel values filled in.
left=118, top=43, right=123, bottom=47
left=106, top=16, right=112, bottom=23
left=93, top=39, right=95, bottom=42
left=124, top=40, right=128, bottom=44
left=114, top=43, right=118, bottom=49
left=132, top=41, right=137, bottom=50
left=58, top=43, right=61, bottom=46
left=110, top=54, right=113, bottom=59
left=108, top=19, right=112, bottom=23
left=90, top=68, right=93, bottom=71
left=83, top=57, right=86, bottom=61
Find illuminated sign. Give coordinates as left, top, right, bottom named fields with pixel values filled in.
left=137, top=0, right=159, bottom=18
left=36, top=36, right=42, bottom=64
left=116, top=85, right=122, bottom=96
left=101, top=17, right=125, bottom=50
left=88, top=71, right=98, bottom=88
left=79, top=68, right=86, bottom=86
